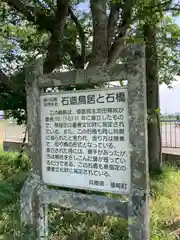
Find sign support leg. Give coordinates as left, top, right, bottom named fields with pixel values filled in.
left=127, top=45, right=149, bottom=239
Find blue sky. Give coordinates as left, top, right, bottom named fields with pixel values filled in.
left=175, top=17, right=180, bottom=25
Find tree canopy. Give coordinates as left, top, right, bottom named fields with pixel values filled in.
left=0, top=0, right=180, bottom=123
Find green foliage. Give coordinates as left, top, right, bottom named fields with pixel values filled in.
left=0, top=0, right=180, bottom=122
left=0, top=149, right=180, bottom=239
left=0, top=149, right=30, bottom=238
left=157, top=16, right=180, bottom=85
left=131, top=15, right=180, bottom=86
left=150, top=166, right=180, bottom=239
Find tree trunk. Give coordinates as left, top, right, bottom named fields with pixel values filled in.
left=89, top=0, right=108, bottom=67
left=43, top=0, right=69, bottom=73
left=144, top=24, right=162, bottom=173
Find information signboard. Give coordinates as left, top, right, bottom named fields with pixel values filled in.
left=40, top=88, right=130, bottom=194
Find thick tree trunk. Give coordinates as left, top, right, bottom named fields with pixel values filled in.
left=144, top=24, right=162, bottom=173
left=44, top=0, right=69, bottom=73
left=89, top=0, right=108, bottom=66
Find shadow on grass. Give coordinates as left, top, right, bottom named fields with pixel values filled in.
left=1, top=149, right=180, bottom=240
left=150, top=164, right=180, bottom=239
left=149, top=164, right=179, bottom=199
left=161, top=217, right=180, bottom=239
left=0, top=150, right=129, bottom=239
left=149, top=167, right=163, bottom=181
left=0, top=150, right=31, bottom=239
left=48, top=206, right=128, bottom=240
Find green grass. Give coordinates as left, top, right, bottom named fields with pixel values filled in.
left=160, top=116, right=177, bottom=121
left=150, top=166, right=180, bottom=239
left=0, top=149, right=180, bottom=239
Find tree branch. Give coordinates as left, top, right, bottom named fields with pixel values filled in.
left=3, top=0, right=35, bottom=22
left=134, top=0, right=179, bottom=20
left=107, top=2, right=121, bottom=50
left=0, top=69, right=25, bottom=97
left=68, top=6, right=86, bottom=67
left=108, top=0, right=135, bottom=65
left=164, top=7, right=180, bottom=11
left=0, top=70, right=9, bottom=84
left=89, top=0, right=108, bottom=66
left=3, top=0, right=54, bottom=32
left=0, top=70, right=13, bottom=96
left=44, top=0, right=69, bottom=73
left=63, top=41, right=85, bottom=69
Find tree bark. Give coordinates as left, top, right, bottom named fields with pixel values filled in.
left=43, top=0, right=69, bottom=73
left=3, top=0, right=54, bottom=32
left=144, top=24, right=162, bottom=173
left=107, top=0, right=134, bottom=65
left=89, top=0, right=108, bottom=66
left=107, top=2, right=121, bottom=50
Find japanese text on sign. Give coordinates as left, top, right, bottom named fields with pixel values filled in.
left=40, top=88, right=130, bottom=194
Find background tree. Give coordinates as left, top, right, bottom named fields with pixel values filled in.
left=0, top=0, right=180, bottom=171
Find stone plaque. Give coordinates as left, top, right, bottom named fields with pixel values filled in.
left=40, top=88, right=130, bottom=194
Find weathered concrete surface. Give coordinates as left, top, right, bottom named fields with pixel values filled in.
left=16, top=45, right=150, bottom=240
left=126, top=45, right=149, bottom=240
left=43, top=188, right=128, bottom=218
left=21, top=58, right=47, bottom=239
left=162, top=148, right=180, bottom=155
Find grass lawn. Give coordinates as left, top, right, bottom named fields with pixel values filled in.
left=0, top=148, right=180, bottom=239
